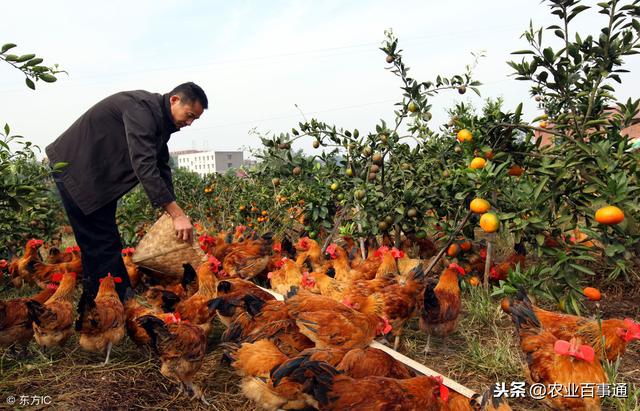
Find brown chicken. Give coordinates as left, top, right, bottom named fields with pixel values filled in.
left=0, top=284, right=56, bottom=352
left=138, top=314, right=208, bottom=404
left=228, top=339, right=311, bottom=411
left=209, top=278, right=275, bottom=326
left=346, top=265, right=425, bottom=350
left=288, top=292, right=391, bottom=350
left=511, top=288, right=640, bottom=361
left=124, top=288, right=165, bottom=346
left=46, top=246, right=71, bottom=264
left=121, top=247, right=140, bottom=288
left=489, top=243, right=526, bottom=281
left=76, top=273, right=126, bottom=364
left=32, top=245, right=83, bottom=288
left=26, top=272, right=77, bottom=350
left=304, top=267, right=343, bottom=301
left=419, top=263, right=465, bottom=352
left=509, top=297, right=607, bottom=410
left=222, top=233, right=274, bottom=279
left=175, top=256, right=221, bottom=335
left=271, top=359, right=449, bottom=411
left=295, top=237, right=326, bottom=273
left=268, top=257, right=303, bottom=296
left=8, top=238, right=44, bottom=287
left=335, top=346, right=414, bottom=379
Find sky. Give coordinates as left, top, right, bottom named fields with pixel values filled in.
left=2, top=0, right=639, bottom=159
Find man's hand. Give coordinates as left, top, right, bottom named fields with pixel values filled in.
left=164, top=201, right=193, bottom=243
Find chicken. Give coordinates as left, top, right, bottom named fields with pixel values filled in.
left=138, top=314, right=208, bottom=405
left=271, top=359, right=449, bottom=411
left=470, top=386, right=513, bottom=411
left=508, top=296, right=607, bottom=410
left=174, top=256, right=221, bottom=335
left=489, top=243, right=526, bottom=281
left=76, top=273, right=126, bottom=364
left=266, top=238, right=296, bottom=273
left=209, top=278, right=275, bottom=326
left=32, top=245, right=83, bottom=288
left=26, top=272, right=77, bottom=350
left=346, top=265, right=425, bottom=350
left=0, top=284, right=56, bottom=352
left=335, top=347, right=414, bottom=379
left=419, top=263, right=465, bottom=352
left=143, top=263, right=199, bottom=311
left=304, top=267, right=343, bottom=301
left=323, top=243, right=357, bottom=283
left=403, top=232, right=438, bottom=259
left=227, top=339, right=311, bottom=411
left=288, top=292, right=391, bottom=350
left=121, top=247, right=140, bottom=288
left=373, top=247, right=402, bottom=279
left=7, top=238, right=44, bottom=287
left=295, top=237, right=325, bottom=273
left=342, top=236, right=362, bottom=267
left=46, top=246, right=70, bottom=264
left=197, top=233, right=218, bottom=255
left=511, top=288, right=640, bottom=361
left=124, top=288, right=166, bottom=346
left=222, top=233, right=274, bottom=279
left=268, top=257, right=303, bottom=296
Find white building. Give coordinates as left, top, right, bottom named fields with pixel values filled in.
left=174, top=150, right=244, bottom=176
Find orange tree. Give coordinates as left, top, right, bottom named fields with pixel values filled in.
left=486, top=0, right=640, bottom=311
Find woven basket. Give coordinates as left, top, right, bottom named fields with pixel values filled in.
left=132, top=213, right=206, bottom=278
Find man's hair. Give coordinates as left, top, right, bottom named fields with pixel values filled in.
left=170, top=82, right=208, bottom=109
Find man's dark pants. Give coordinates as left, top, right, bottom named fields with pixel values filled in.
left=53, top=176, right=132, bottom=303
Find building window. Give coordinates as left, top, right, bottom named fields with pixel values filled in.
left=228, top=163, right=233, bottom=168
left=228, top=154, right=232, bottom=160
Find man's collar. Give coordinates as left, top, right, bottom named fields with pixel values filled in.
left=162, top=94, right=179, bottom=134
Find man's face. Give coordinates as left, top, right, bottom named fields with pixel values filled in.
left=169, top=95, right=204, bottom=129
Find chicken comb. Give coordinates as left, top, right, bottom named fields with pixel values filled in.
left=28, top=238, right=43, bottom=248
left=325, top=243, right=338, bottom=256
left=275, top=257, right=287, bottom=268
left=432, top=376, right=449, bottom=403
left=479, top=249, right=487, bottom=260
left=164, top=313, right=180, bottom=324
left=272, top=242, right=282, bottom=253
left=52, top=272, right=64, bottom=282
left=391, top=247, right=404, bottom=259
left=448, top=263, right=466, bottom=276
left=0, top=259, right=7, bottom=269
left=208, top=255, right=222, bottom=271
left=72, top=246, right=81, bottom=252
left=623, top=318, right=640, bottom=341
left=489, top=266, right=499, bottom=280
left=297, top=237, right=310, bottom=249
left=47, top=283, right=59, bottom=290
left=99, top=273, right=122, bottom=284
left=236, top=225, right=247, bottom=233
left=553, top=339, right=595, bottom=363
left=341, top=298, right=352, bottom=308
left=65, top=247, right=74, bottom=254
left=381, top=317, right=392, bottom=335
left=374, top=246, right=390, bottom=258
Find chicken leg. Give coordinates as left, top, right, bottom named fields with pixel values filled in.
left=103, top=341, right=113, bottom=365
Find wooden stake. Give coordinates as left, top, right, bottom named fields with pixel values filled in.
left=483, top=239, right=493, bottom=289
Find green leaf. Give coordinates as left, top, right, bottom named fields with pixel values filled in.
left=25, top=78, right=35, bottom=90
left=24, top=58, right=43, bottom=67
left=570, top=264, right=596, bottom=276
left=511, top=50, right=535, bottom=55
left=1, top=43, right=17, bottom=53
left=15, top=53, right=35, bottom=63
left=39, top=73, right=57, bottom=83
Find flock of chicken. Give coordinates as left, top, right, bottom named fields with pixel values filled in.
left=1, top=228, right=639, bottom=410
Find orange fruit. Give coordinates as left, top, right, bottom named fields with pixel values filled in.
left=595, top=205, right=624, bottom=225
left=469, top=157, right=486, bottom=170
left=485, top=150, right=494, bottom=160
left=447, top=243, right=460, bottom=257
left=408, top=102, right=418, bottom=113
left=583, top=287, right=602, bottom=301
left=262, top=210, right=268, bottom=216
left=469, top=276, right=480, bottom=287
left=460, top=241, right=472, bottom=252
left=500, top=297, right=511, bottom=313
left=508, top=165, right=524, bottom=177
left=470, top=198, right=491, bottom=214
left=539, top=121, right=548, bottom=129
left=479, top=213, right=500, bottom=233
left=457, top=129, right=473, bottom=142
left=239, top=205, right=246, bottom=211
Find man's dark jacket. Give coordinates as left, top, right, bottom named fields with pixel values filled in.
left=46, top=90, right=178, bottom=215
